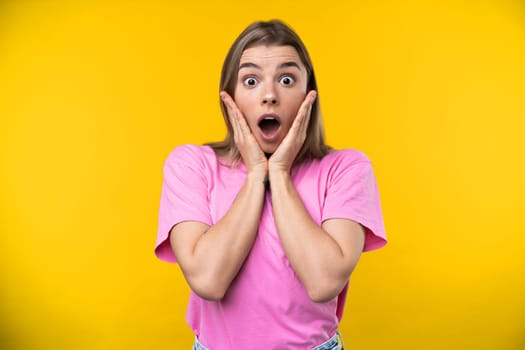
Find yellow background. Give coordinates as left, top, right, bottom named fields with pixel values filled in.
left=1, top=0, right=524, bottom=349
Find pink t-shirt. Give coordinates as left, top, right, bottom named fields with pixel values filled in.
left=155, top=144, right=386, bottom=349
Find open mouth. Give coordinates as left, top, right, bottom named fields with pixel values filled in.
left=258, top=114, right=281, bottom=139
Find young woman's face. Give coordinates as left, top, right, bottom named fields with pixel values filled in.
left=234, top=45, right=308, bottom=154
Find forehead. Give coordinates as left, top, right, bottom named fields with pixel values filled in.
left=239, top=45, right=303, bottom=66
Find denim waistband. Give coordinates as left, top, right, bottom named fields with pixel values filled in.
left=192, top=336, right=207, bottom=350
left=192, top=330, right=344, bottom=350
left=312, top=330, right=344, bottom=350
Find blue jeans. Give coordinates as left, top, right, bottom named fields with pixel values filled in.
left=192, top=330, right=344, bottom=350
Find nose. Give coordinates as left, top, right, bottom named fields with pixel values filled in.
left=262, top=84, right=278, bottom=105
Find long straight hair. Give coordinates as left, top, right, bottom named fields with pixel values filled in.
left=207, top=20, right=331, bottom=165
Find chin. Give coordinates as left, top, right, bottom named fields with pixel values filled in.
left=261, top=144, right=278, bottom=154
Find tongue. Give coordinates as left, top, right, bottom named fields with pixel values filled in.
left=259, top=119, right=280, bottom=135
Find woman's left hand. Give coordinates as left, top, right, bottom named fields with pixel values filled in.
left=269, top=90, right=317, bottom=174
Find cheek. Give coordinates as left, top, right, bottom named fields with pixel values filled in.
left=286, top=92, right=307, bottom=114
left=233, top=90, right=255, bottom=114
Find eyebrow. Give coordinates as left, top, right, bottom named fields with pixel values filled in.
left=279, top=61, right=301, bottom=70
left=238, top=61, right=302, bottom=71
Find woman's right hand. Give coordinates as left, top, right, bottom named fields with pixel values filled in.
left=220, top=91, right=268, bottom=180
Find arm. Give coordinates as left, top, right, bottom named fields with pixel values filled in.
left=170, top=172, right=265, bottom=301
left=170, top=92, right=268, bottom=301
left=269, top=170, right=365, bottom=302
left=268, top=90, right=364, bottom=302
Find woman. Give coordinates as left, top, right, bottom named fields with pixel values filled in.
left=155, top=19, right=386, bottom=350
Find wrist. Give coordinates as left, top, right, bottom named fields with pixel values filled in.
left=246, top=170, right=268, bottom=186
left=268, top=167, right=290, bottom=184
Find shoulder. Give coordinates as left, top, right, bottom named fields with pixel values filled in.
left=294, top=149, right=374, bottom=186
left=312, top=148, right=377, bottom=187
left=162, top=145, right=220, bottom=182
left=164, top=144, right=217, bottom=169
left=321, top=148, right=372, bottom=168
left=166, top=144, right=215, bottom=162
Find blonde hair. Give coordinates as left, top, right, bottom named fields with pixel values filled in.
left=207, top=19, right=330, bottom=165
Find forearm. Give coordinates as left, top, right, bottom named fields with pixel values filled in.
left=176, top=173, right=266, bottom=300
left=269, top=170, right=356, bottom=302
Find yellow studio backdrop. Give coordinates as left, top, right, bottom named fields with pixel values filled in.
left=1, top=0, right=524, bottom=349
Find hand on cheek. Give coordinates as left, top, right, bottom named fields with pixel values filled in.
left=269, top=90, right=317, bottom=174
left=220, top=91, right=268, bottom=179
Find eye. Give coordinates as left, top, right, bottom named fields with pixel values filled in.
left=279, top=75, right=295, bottom=86
left=243, top=77, right=258, bottom=86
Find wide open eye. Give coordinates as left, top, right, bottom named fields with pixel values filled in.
left=243, top=77, right=258, bottom=87
left=279, top=75, right=295, bottom=86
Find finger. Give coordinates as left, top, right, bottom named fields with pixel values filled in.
left=220, top=91, right=239, bottom=115
left=302, top=90, right=317, bottom=118
left=227, top=105, right=241, bottom=142
left=298, top=91, right=317, bottom=124
left=220, top=91, right=255, bottom=140
left=220, top=91, right=237, bottom=123
left=221, top=91, right=243, bottom=142
left=298, top=103, right=313, bottom=139
left=221, top=91, right=246, bottom=122
left=235, top=109, right=253, bottom=137
left=292, top=90, right=317, bottom=136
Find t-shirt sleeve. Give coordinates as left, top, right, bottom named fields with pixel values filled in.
left=155, top=145, right=213, bottom=263
left=322, top=151, right=387, bottom=252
